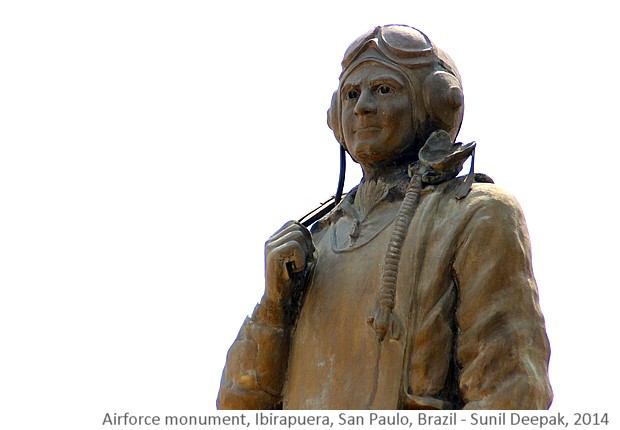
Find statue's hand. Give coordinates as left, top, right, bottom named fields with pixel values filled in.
left=264, top=221, right=315, bottom=310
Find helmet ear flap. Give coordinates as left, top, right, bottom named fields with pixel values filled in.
left=327, top=91, right=346, bottom=147
left=422, top=71, right=464, bottom=142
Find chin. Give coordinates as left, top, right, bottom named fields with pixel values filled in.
left=351, top=150, right=384, bottom=165
left=350, top=143, right=382, bottom=161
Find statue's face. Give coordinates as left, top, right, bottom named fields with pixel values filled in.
left=341, top=62, right=415, bottom=166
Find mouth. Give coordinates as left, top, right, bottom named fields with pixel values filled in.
left=354, top=126, right=381, bottom=135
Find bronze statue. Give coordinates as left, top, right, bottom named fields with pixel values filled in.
left=217, top=25, right=552, bottom=410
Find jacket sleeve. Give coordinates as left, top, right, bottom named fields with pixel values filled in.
left=216, top=303, right=290, bottom=410
left=453, top=187, right=553, bottom=409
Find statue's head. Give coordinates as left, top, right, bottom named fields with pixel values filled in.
left=328, top=25, right=464, bottom=164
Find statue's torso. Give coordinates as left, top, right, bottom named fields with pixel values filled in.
left=284, top=187, right=415, bottom=409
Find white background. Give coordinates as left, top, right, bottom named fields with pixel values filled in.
left=1, top=1, right=618, bottom=428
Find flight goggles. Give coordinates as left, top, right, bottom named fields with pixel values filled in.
left=340, top=25, right=449, bottom=76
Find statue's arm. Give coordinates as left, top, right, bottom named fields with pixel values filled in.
left=217, top=221, right=314, bottom=409
left=453, top=188, right=553, bottom=409
left=216, top=303, right=291, bottom=409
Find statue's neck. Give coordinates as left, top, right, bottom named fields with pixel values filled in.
left=361, top=160, right=411, bottom=182
left=354, top=169, right=409, bottom=218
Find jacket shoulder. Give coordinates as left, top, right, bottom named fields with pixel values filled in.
left=432, top=178, right=525, bottom=217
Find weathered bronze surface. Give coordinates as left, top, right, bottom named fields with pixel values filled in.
left=217, top=25, right=552, bottom=410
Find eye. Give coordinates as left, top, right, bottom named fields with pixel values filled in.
left=346, top=90, right=359, bottom=100
left=377, top=85, right=392, bottom=95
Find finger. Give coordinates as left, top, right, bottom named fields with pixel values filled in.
left=268, top=221, right=298, bottom=241
left=266, top=229, right=314, bottom=257
left=268, top=241, right=307, bottom=281
left=268, top=220, right=312, bottom=244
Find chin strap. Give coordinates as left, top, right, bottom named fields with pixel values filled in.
left=335, top=145, right=346, bottom=204
left=299, top=132, right=482, bottom=229
left=298, top=146, right=347, bottom=228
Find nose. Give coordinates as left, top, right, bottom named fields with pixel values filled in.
left=354, top=90, right=377, bottom=116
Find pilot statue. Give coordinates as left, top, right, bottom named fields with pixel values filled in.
left=217, top=24, right=552, bottom=410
